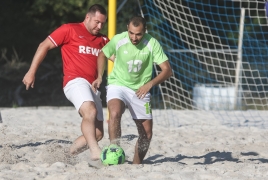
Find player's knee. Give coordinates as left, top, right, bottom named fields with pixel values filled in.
left=146, top=131, right=153, bottom=140
left=79, top=105, right=98, bottom=120
left=140, top=131, right=152, bottom=141
left=109, top=110, right=122, bottom=121
left=82, top=111, right=98, bottom=122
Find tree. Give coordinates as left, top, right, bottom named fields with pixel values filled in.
left=0, top=0, right=143, bottom=107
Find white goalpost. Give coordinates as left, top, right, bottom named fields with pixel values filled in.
left=234, top=7, right=245, bottom=109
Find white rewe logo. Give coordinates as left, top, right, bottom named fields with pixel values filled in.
left=79, top=36, right=84, bottom=38
left=124, top=51, right=128, bottom=54
left=79, top=45, right=100, bottom=56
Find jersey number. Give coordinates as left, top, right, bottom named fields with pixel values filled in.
left=144, top=102, right=152, bottom=114
left=127, top=60, right=142, bottom=72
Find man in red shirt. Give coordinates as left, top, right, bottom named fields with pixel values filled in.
left=22, top=4, right=109, bottom=161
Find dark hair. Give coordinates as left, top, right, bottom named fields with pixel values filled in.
left=128, top=15, right=146, bottom=28
left=88, top=4, right=107, bottom=16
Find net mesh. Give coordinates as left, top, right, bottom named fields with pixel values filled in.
left=136, top=0, right=268, bottom=127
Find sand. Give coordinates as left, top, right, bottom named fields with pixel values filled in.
left=1, top=107, right=268, bottom=180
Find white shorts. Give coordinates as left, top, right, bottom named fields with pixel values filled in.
left=106, top=85, right=152, bottom=120
left=63, top=78, right=104, bottom=121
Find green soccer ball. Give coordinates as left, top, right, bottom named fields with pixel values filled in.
left=100, top=144, right=125, bottom=165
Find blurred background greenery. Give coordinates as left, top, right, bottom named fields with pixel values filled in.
left=0, top=0, right=141, bottom=107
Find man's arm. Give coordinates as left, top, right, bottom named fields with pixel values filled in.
left=22, top=38, right=56, bottom=90
left=136, top=60, right=172, bottom=98
left=91, top=51, right=108, bottom=92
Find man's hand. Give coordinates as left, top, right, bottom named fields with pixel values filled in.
left=22, top=72, right=35, bottom=90
left=91, top=78, right=102, bottom=93
left=136, top=60, right=172, bottom=99
left=136, top=82, right=153, bottom=99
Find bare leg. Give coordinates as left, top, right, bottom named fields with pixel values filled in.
left=70, top=135, right=87, bottom=155
left=70, top=120, right=103, bottom=155
left=133, top=119, right=153, bottom=164
left=70, top=101, right=103, bottom=160
left=107, top=99, right=125, bottom=145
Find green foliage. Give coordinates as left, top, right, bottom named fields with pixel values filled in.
left=0, top=0, right=142, bottom=107
left=27, top=0, right=108, bottom=34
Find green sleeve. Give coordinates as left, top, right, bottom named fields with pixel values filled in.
left=152, top=39, right=168, bottom=64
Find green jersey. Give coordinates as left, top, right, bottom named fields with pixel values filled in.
left=102, top=31, right=168, bottom=91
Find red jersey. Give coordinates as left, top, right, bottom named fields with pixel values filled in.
left=48, top=23, right=109, bottom=87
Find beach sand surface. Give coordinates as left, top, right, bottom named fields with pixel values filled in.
left=1, top=107, right=268, bottom=180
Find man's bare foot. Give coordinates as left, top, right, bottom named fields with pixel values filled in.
left=89, top=147, right=102, bottom=161
left=88, top=159, right=103, bottom=169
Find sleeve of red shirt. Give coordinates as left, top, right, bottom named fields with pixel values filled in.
left=48, top=24, right=70, bottom=47
left=103, top=34, right=110, bottom=45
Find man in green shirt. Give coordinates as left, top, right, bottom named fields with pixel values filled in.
left=92, top=15, right=172, bottom=164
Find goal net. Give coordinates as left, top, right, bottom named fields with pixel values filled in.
left=137, top=0, right=268, bottom=127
